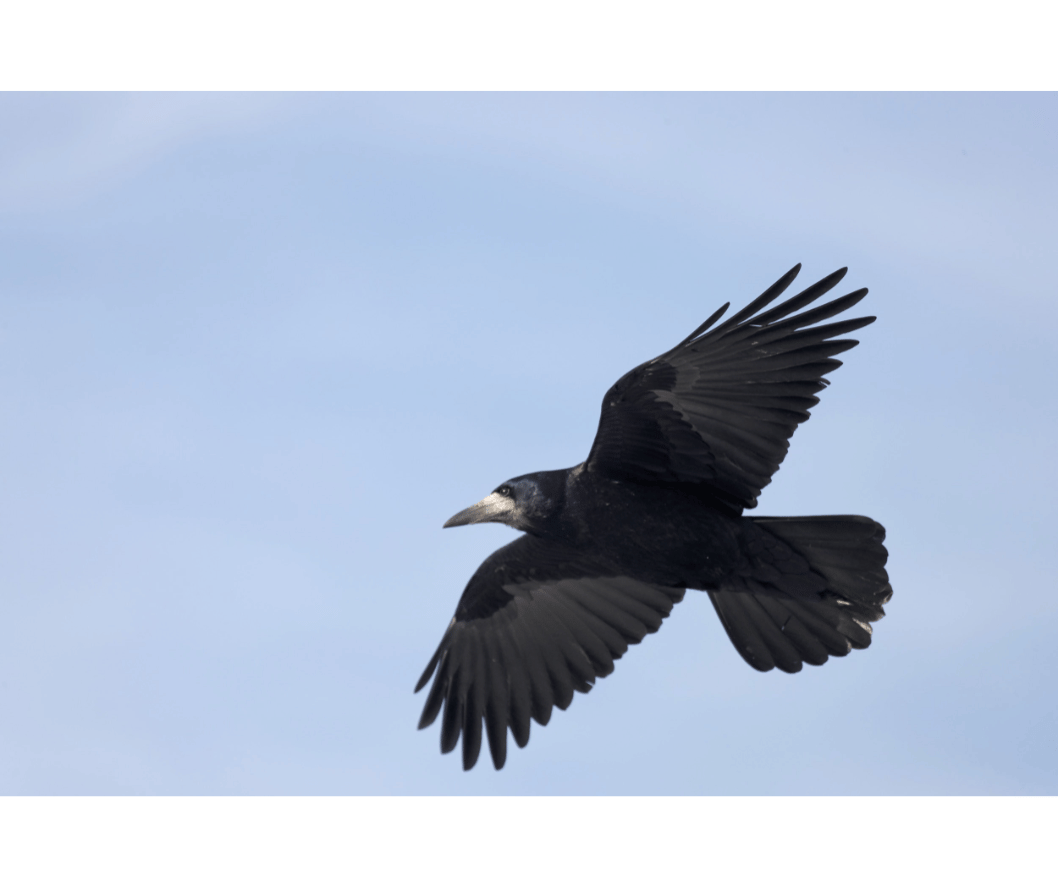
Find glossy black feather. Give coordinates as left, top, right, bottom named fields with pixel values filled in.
left=417, top=266, right=891, bottom=770
left=585, top=267, right=877, bottom=511
left=417, top=535, right=684, bottom=767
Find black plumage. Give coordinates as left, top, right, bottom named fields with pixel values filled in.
left=416, top=265, right=892, bottom=770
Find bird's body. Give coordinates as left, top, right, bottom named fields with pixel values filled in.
left=417, top=265, right=891, bottom=770
left=508, top=466, right=742, bottom=587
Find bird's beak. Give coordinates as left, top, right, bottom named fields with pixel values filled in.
left=443, top=492, right=513, bottom=528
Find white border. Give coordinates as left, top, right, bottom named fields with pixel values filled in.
left=1, top=797, right=1055, bottom=884
left=2, top=1, right=1054, bottom=90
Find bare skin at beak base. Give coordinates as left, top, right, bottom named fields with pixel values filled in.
left=443, top=492, right=514, bottom=528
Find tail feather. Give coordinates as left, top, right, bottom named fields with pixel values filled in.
left=710, top=515, right=890, bottom=673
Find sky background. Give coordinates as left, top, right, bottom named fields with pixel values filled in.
left=0, top=92, right=1055, bottom=795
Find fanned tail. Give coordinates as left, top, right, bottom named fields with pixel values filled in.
left=710, top=515, right=891, bottom=673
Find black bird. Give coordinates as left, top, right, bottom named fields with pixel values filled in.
left=416, top=265, right=891, bottom=771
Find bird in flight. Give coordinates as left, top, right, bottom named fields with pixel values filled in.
left=416, top=265, right=891, bottom=771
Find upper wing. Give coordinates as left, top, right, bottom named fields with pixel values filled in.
left=584, top=265, right=874, bottom=511
left=414, top=534, right=685, bottom=771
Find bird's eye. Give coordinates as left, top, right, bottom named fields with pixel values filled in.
left=499, top=485, right=511, bottom=497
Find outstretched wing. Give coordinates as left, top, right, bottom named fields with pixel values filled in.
left=415, top=534, right=685, bottom=771
left=585, top=265, right=874, bottom=511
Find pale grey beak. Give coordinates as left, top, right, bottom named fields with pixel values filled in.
left=443, top=492, right=514, bottom=528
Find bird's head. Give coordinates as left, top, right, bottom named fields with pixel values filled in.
left=443, top=471, right=565, bottom=534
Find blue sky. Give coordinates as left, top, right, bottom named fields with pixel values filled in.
left=1, top=93, right=1055, bottom=794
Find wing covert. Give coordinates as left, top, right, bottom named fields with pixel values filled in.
left=415, top=534, right=685, bottom=770
left=584, top=265, right=875, bottom=510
